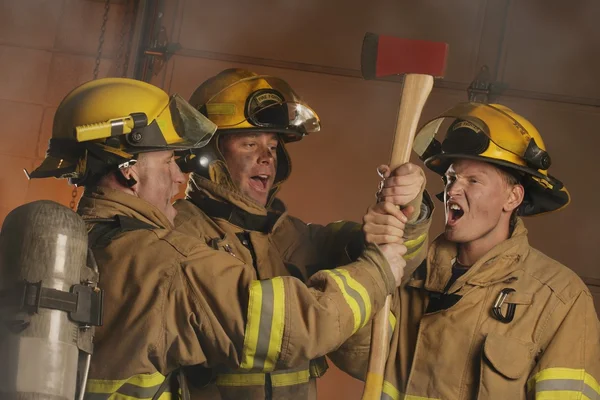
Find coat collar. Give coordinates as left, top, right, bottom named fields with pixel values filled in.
left=421, top=219, right=531, bottom=293
left=184, top=173, right=287, bottom=233
left=77, top=186, right=173, bottom=230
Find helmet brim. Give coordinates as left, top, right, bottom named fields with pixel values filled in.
left=28, top=156, right=78, bottom=179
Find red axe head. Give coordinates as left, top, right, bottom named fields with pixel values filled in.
left=361, top=32, right=449, bottom=80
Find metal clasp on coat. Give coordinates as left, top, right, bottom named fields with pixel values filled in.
left=492, top=288, right=516, bottom=323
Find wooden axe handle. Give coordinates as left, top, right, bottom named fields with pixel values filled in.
left=362, top=73, right=434, bottom=400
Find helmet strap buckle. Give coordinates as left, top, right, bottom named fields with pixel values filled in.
left=117, top=158, right=138, bottom=188
left=117, top=159, right=137, bottom=169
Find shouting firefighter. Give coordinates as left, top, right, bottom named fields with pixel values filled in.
left=330, top=102, right=600, bottom=400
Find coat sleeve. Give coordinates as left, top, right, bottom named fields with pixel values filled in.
left=327, top=191, right=434, bottom=380
left=162, top=230, right=397, bottom=373
left=274, top=215, right=364, bottom=277
left=526, top=290, right=600, bottom=400
left=275, top=191, right=435, bottom=279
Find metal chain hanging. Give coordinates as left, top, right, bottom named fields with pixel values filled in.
left=69, top=0, right=111, bottom=210
left=114, top=0, right=136, bottom=77
left=69, top=185, right=79, bottom=210
left=93, top=0, right=111, bottom=80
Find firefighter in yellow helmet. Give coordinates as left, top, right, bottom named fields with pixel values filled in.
left=328, top=102, right=600, bottom=399
left=28, top=77, right=415, bottom=399
left=172, top=68, right=430, bottom=399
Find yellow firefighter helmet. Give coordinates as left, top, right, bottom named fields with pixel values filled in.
left=413, top=102, right=570, bottom=216
left=181, top=68, right=320, bottom=193
left=28, top=77, right=217, bottom=185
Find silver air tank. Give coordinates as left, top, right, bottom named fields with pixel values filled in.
left=0, top=200, right=100, bottom=400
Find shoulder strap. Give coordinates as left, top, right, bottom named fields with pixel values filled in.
left=189, top=198, right=282, bottom=233
left=86, top=215, right=156, bottom=248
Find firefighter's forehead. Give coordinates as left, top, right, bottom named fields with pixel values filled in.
left=446, top=159, right=496, bottom=176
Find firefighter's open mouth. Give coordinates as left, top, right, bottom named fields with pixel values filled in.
left=447, top=202, right=464, bottom=224
left=250, top=175, right=270, bottom=191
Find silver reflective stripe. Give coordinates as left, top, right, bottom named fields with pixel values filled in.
left=584, top=384, right=600, bottom=400
left=536, top=379, right=600, bottom=399
left=329, top=269, right=366, bottom=326
left=254, top=280, right=275, bottom=370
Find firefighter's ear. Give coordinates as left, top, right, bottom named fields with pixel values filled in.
left=504, top=183, right=524, bottom=213
left=117, top=164, right=138, bottom=189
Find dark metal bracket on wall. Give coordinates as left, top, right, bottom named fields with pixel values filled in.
left=130, top=0, right=181, bottom=82
left=467, top=65, right=509, bottom=104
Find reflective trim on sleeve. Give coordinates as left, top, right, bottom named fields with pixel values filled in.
left=404, top=233, right=427, bottom=260
left=241, top=277, right=286, bottom=372
left=85, top=372, right=171, bottom=400
left=527, top=368, right=600, bottom=400
left=324, top=268, right=371, bottom=334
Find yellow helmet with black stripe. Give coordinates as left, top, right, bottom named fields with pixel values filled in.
left=180, top=68, right=320, bottom=194
left=29, top=77, right=217, bottom=185
left=413, top=102, right=569, bottom=216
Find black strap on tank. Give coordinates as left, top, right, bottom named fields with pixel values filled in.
left=0, top=215, right=156, bottom=333
left=188, top=198, right=281, bottom=233
left=0, top=279, right=104, bottom=329
left=0, top=216, right=116, bottom=331
left=0, top=279, right=104, bottom=334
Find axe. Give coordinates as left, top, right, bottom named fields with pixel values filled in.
left=360, top=32, right=448, bottom=400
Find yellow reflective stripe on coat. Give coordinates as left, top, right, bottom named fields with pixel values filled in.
left=527, top=368, right=600, bottom=399
left=85, top=394, right=172, bottom=400
left=241, top=277, right=286, bottom=372
left=215, top=369, right=310, bottom=388
left=271, top=369, right=311, bottom=387
left=404, top=233, right=427, bottom=260
left=388, top=311, right=397, bottom=340
left=380, top=381, right=440, bottom=400
left=216, top=373, right=265, bottom=387
left=85, top=371, right=171, bottom=400
left=323, top=269, right=371, bottom=334
left=382, top=381, right=400, bottom=400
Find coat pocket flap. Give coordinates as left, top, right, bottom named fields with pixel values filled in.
left=483, top=334, right=535, bottom=379
left=506, top=291, right=533, bottom=305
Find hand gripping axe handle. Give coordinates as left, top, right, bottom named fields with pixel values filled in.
left=360, top=32, right=448, bottom=400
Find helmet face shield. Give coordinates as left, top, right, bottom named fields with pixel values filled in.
left=152, top=94, right=217, bottom=150
left=414, top=103, right=531, bottom=163
left=414, top=103, right=550, bottom=172
left=203, top=76, right=320, bottom=139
